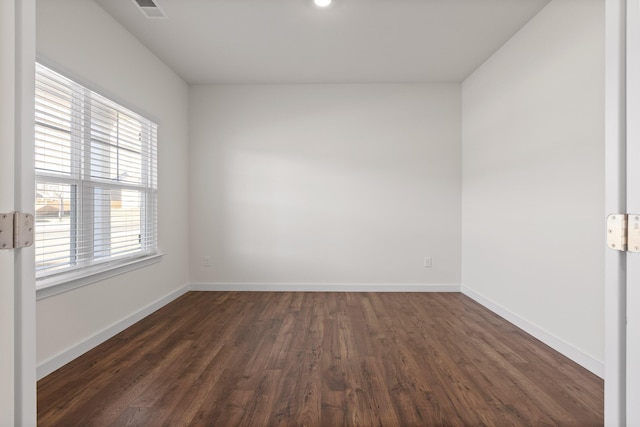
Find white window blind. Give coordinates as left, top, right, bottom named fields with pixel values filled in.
left=35, top=63, right=158, bottom=281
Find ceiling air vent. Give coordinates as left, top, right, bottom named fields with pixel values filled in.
left=132, top=0, right=167, bottom=19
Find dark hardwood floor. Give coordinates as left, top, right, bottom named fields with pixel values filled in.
left=38, top=292, right=603, bottom=426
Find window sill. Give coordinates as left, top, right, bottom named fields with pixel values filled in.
left=36, top=253, right=165, bottom=300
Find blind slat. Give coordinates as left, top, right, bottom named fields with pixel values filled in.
left=35, top=63, right=158, bottom=279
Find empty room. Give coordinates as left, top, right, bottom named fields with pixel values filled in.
left=3, top=0, right=637, bottom=425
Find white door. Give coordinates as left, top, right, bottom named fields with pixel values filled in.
left=0, top=2, right=18, bottom=425
left=0, top=0, right=37, bottom=425
left=626, top=1, right=640, bottom=424
left=606, top=0, right=640, bottom=425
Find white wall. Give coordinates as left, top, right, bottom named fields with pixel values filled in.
left=189, top=84, right=461, bottom=288
left=461, top=0, right=604, bottom=373
left=36, top=0, right=190, bottom=371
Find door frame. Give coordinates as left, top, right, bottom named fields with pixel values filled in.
left=623, top=0, right=640, bottom=423
left=604, top=0, right=640, bottom=425
left=2, top=0, right=37, bottom=425
left=0, top=0, right=18, bottom=424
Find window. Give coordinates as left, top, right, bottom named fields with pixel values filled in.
left=35, top=63, right=158, bottom=284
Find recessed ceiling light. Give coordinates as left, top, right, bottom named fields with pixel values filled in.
left=314, top=0, right=332, bottom=7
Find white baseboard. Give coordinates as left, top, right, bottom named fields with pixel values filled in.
left=37, top=284, right=189, bottom=380
left=461, top=286, right=604, bottom=379
left=189, top=282, right=461, bottom=293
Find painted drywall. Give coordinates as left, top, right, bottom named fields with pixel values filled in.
left=189, top=84, right=461, bottom=287
left=462, top=0, right=604, bottom=366
left=35, top=0, right=190, bottom=368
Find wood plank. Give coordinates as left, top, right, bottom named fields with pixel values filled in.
left=38, top=292, right=604, bottom=426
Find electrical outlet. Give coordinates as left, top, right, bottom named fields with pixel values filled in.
left=424, top=256, right=432, bottom=268
left=203, top=256, right=212, bottom=267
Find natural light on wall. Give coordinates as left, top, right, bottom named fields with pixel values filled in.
left=34, top=63, right=158, bottom=285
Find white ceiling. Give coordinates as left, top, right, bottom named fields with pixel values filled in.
left=95, top=0, right=551, bottom=85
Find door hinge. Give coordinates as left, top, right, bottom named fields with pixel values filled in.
left=0, top=212, right=34, bottom=250
left=607, top=213, right=640, bottom=253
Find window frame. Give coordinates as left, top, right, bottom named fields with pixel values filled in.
left=34, top=62, right=161, bottom=296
